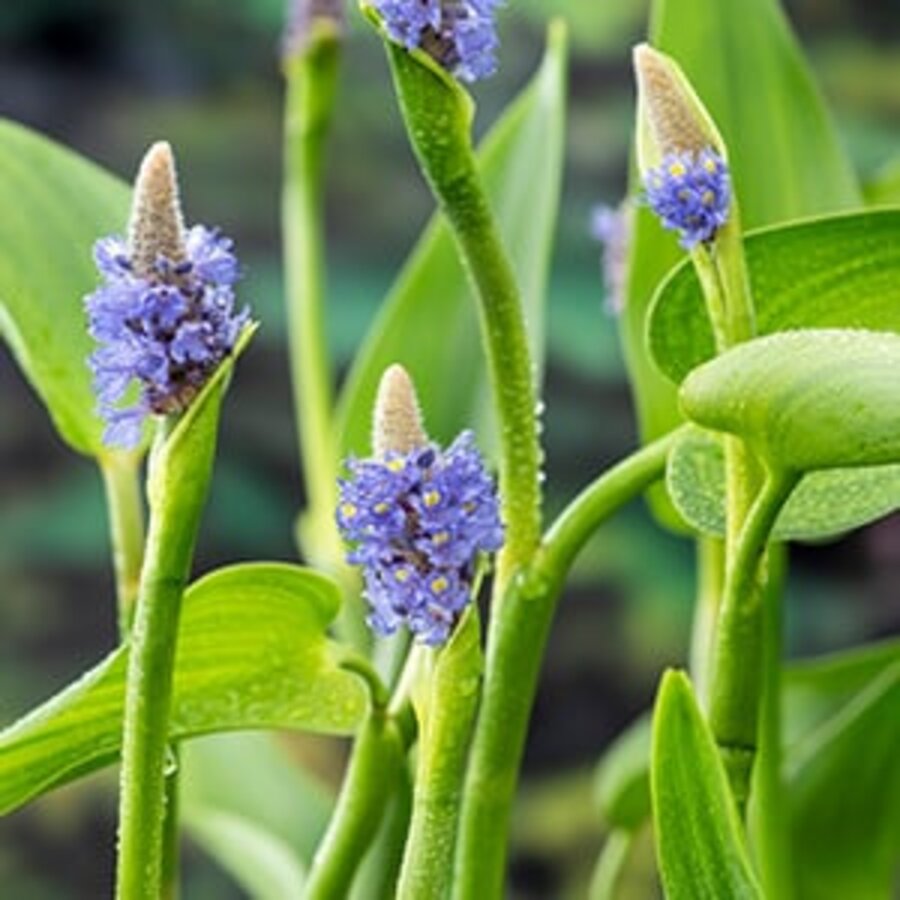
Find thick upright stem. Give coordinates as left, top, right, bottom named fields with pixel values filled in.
left=115, top=407, right=220, bottom=900
left=283, top=29, right=342, bottom=562
left=452, top=434, right=677, bottom=899
left=691, top=536, right=725, bottom=707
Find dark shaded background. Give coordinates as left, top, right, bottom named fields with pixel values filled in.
left=1, top=1, right=898, bottom=896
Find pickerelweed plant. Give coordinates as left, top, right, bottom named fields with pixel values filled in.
left=0, top=0, right=898, bottom=898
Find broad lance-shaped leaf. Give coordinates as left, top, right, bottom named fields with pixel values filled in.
left=0, top=563, right=367, bottom=815
left=651, top=670, right=761, bottom=900
left=667, top=429, right=900, bottom=542
left=335, top=23, right=566, bottom=458
left=0, top=119, right=130, bottom=456
left=680, top=329, right=900, bottom=472
left=650, top=210, right=900, bottom=385
left=787, top=660, right=900, bottom=900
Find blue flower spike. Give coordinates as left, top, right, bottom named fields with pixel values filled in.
left=644, top=149, right=731, bottom=249
left=633, top=44, right=732, bottom=248
left=371, top=0, right=503, bottom=82
left=282, top=0, right=345, bottom=59
left=85, top=142, right=249, bottom=449
left=336, top=364, right=504, bottom=646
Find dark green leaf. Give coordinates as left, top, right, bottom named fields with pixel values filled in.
left=335, top=25, right=566, bottom=456
left=0, top=119, right=130, bottom=456
left=667, top=428, right=900, bottom=541
left=680, top=329, right=900, bottom=472
left=0, top=563, right=367, bottom=815
left=651, top=670, right=761, bottom=900
left=650, top=210, right=900, bottom=385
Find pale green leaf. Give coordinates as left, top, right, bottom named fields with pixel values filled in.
left=0, top=119, right=130, bottom=455
left=651, top=670, right=761, bottom=899
left=666, top=428, right=900, bottom=541
left=0, top=563, right=367, bottom=815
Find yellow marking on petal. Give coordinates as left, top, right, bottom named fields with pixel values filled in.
left=703, top=158, right=718, bottom=173
left=432, top=531, right=450, bottom=546
left=701, top=190, right=715, bottom=206
left=431, top=576, right=449, bottom=594
left=423, top=490, right=441, bottom=507
left=395, top=568, right=411, bottom=583
left=340, top=502, right=357, bottom=519
left=387, top=458, right=406, bottom=472
left=668, top=161, right=686, bottom=177
left=374, top=502, right=390, bottom=514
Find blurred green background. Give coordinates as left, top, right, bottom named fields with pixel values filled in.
left=0, top=0, right=898, bottom=897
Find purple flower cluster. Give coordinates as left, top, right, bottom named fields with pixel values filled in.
left=644, top=148, right=730, bottom=249
left=372, top=0, right=502, bottom=82
left=85, top=226, right=249, bottom=448
left=336, top=431, right=503, bottom=646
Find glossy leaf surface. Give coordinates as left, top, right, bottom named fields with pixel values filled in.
left=650, top=210, right=900, bottom=385
left=667, top=428, right=900, bottom=541
left=651, top=670, right=761, bottom=900
left=681, top=329, right=900, bottom=472
left=0, top=563, right=367, bottom=815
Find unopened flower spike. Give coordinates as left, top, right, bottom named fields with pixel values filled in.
left=337, top=364, right=504, bottom=646
left=633, top=43, right=732, bottom=249
left=370, top=0, right=503, bottom=83
left=85, top=142, right=250, bottom=449
left=282, top=0, right=345, bottom=59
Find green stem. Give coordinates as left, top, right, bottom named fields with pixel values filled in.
left=385, top=45, right=542, bottom=589
left=100, top=454, right=146, bottom=635
left=750, top=544, right=792, bottom=899
left=588, top=829, right=634, bottom=900
left=160, top=746, right=180, bottom=900
left=452, top=433, right=677, bottom=899
left=708, top=471, right=799, bottom=814
left=305, top=711, right=403, bottom=900
left=283, top=27, right=343, bottom=565
left=115, top=410, right=220, bottom=900
left=398, top=614, right=482, bottom=900
left=691, top=536, right=724, bottom=707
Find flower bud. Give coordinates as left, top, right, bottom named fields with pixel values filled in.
left=282, top=0, right=345, bottom=60
left=372, top=363, right=429, bottom=457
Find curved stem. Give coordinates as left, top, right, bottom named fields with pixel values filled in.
left=691, top=536, right=725, bottom=707
left=708, top=470, right=799, bottom=813
left=305, top=711, right=403, bottom=900
left=384, top=45, right=543, bottom=589
left=452, top=434, right=676, bottom=899
left=100, top=454, right=146, bottom=634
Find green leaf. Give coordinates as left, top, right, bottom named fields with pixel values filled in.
left=619, top=0, right=860, bottom=522
left=787, top=659, right=900, bottom=900
left=680, top=329, right=900, bottom=472
left=650, top=210, right=900, bottom=385
left=182, top=732, right=335, bottom=899
left=335, top=25, right=566, bottom=456
left=592, top=713, right=651, bottom=831
left=0, top=119, right=130, bottom=456
left=651, top=670, right=761, bottom=899
left=0, top=563, right=367, bottom=815
left=864, top=158, right=900, bottom=207
left=667, top=428, right=900, bottom=541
